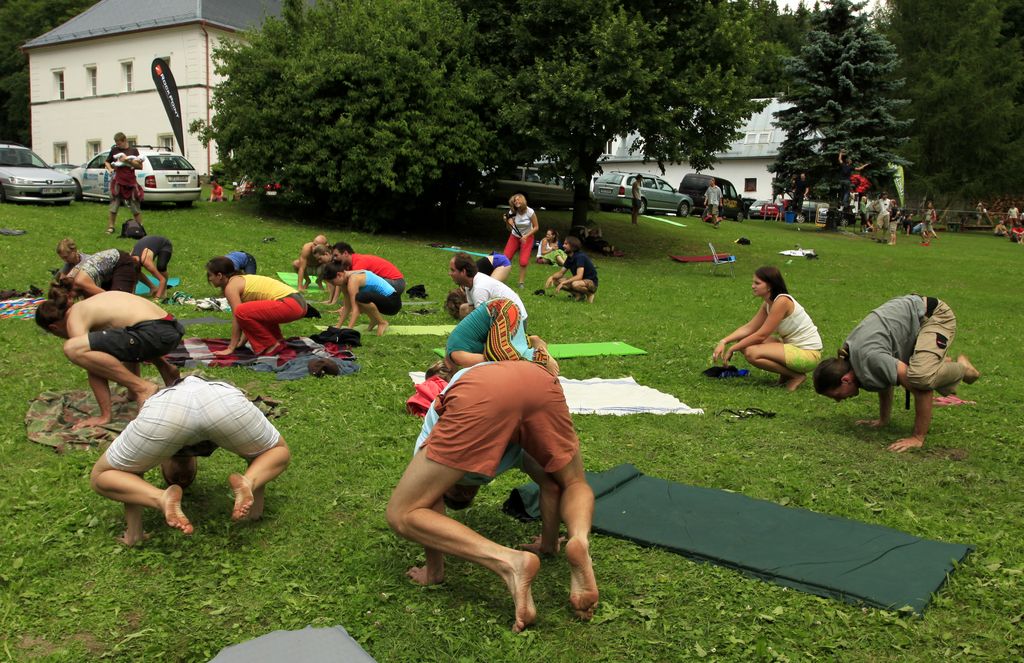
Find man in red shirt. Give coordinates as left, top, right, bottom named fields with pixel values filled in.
left=331, top=241, right=405, bottom=295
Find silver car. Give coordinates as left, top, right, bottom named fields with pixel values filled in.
left=593, top=171, right=692, bottom=216
left=0, top=142, right=76, bottom=204
left=71, top=146, right=201, bottom=207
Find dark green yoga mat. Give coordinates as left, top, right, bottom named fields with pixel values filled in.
left=504, top=464, right=972, bottom=614
left=432, top=341, right=647, bottom=359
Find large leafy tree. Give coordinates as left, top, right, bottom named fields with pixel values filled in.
left=460, top=0, right=764, bottom=225
left=0, top=0, right=94, bottom=144
left=194, top=0, right=496, bottom=229
left=883, top=0, right=1024, bottom=203
left=745, top=0, right=817, bottom=98
left=771, top=0, right=909, bottom=204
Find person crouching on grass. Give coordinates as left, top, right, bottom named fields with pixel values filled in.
left=544, top=236, right=598, bottom=303
left=89, top=376, right=290, bottom=545
left=205, top=257, right=307, bottom=356
left=386, top=361, right=598, bottom=632
left=321, top=262, right=401, bottom=336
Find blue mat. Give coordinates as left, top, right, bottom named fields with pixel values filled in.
left=135, top=277, right=180, bottom=296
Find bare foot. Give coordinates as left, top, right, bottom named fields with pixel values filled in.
left=228, top=473, right=254, bottom=521
left=958, top=355, right=980, bottom=384
left=783, top=374, right=806, bottom=392
left=134, top=381, right=159, bottom=410
left=366, top=320, right=378, bottom=331
left=158, top=485, right=193, bottom=535
left=501, top=551, right=540, bottom=633
left=72, top=415, right=111, bottom=431
left=585, top=294, right=595, bottom=303
left=117, top=530, right=152, bottom=546
left=565, top=537, right=599, bottom=621
left=406, top=565, right=444, bottom=586
left=375, top=320, right=389, bottom=337
left=520, top=534, right=564, bottom=556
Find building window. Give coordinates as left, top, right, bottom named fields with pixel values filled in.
left=86, top=66, right=97, bottom=96
left=53, top=143, right=68, bottom=164
left=53, top=71, right=65, bottom=100
left=605, top=139, right=615, bottom=155
left=744, top=178, right=757, bottom=192
left=758, top=131, right=772, bottom=143
left=87, top=140, right=101, bottom=158
left=122, top=61, right=134, bottom=92
left=157, top=134, right=174, bottom=150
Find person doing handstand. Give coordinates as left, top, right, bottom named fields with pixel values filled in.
left=713, top=266, right=822, bottom=391
left=813, top=294, right=980, bottom=452
left=321, top=262, right=401, bottom=336
left=386, top=360, right=598, bottom=632
left=90, top=376, right=290, bottom=545
left=35, top=291, right=183, bottom=428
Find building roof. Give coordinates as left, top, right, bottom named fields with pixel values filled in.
left=603, top=98, right=792, bottom=163
left=24, top=0, right=284, bottom=49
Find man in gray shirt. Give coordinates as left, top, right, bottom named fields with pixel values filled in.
left=813, top=295, right=980, bottom=452
left=704, top=179, right=723, bottom=228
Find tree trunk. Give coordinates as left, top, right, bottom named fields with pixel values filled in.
left=572, top=180, right=591, bottom=227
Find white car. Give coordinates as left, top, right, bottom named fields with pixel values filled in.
left=71, top=146, right=201, bottom=207
left=0, top=142, right=76, bottom=204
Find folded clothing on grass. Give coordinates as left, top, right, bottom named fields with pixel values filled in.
left=165, top=336, right=355, bottom=369
left=409, top=373, right=701, bottom=415
left=505, top=464, right=972, bottom=614
left=0, top=297, right=45, bottom=320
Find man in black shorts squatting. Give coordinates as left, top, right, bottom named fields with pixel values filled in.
left=35, top=291, right=183, bottom=429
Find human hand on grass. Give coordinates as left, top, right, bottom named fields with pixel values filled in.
left=406, top=565, right=443, bottom=586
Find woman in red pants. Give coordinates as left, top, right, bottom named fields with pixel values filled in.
left=502, top=193, right=540, bottom=289
left=205, top=256, right=307, bottom=356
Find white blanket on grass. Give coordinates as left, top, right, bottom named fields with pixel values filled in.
left=409, top=373, right=703, bottom=416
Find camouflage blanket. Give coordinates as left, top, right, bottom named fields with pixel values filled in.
left=26, top=377, right=287, bottom=453
left=0, top=297, right=44, bottom=320
left=164, top=336, right=355, bottom=369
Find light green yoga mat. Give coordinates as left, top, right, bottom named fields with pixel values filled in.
left=276, top=271, right=326, bottom=294
left=504, top=464, right=973, bottom=615
left=316, top=324, right=454, bottom=336
left=432, top=341, right=647, bottom=359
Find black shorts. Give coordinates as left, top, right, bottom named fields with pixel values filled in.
left=355, top=290, right=402, bottom=315
left=88, top=318, right=185, bottom=363
left=102, top=251, right=138, bottom=293
left=153, top=246, right=173, bottom=272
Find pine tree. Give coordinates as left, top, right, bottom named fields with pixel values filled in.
left=770, top=0, right=910, bottom=206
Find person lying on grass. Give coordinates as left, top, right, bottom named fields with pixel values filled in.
left=206, top=256, right=307, bottom=356
left=444, top=297, right=558, bottom=375
left=386, top=361, right=598, bottom=633
left=35, top=290, right=182, bottom=429
left=543, top=236, right=598, bottom=303
left=712, top=266, right=822, bottom=391
left=90, top=376, right=290, bottom=546
left=321, top=262, right=401, bottom=336
left=813, top=294, right=980, bottom=452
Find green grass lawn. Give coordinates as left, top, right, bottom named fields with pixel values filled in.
left=0, top=198, right=1021, bottom=661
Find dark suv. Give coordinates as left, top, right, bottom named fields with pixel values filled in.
left=677, top=173, right=746, bottom=220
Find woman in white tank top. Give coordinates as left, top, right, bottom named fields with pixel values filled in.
left=712, top=266, right=823, bottom=391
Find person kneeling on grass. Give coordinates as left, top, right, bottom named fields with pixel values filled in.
left=35, top=291, right=183, bottom=429
left=90, top=376, right=290, bottom=546
left=386, top=361, right=598, bottom=633
left=712, top=266, right=822, bottom=391
left=206, top=257, right=307, bottom=356
left=321, top=262, right=401, bottom=336
left=544, top=236, right=598, bottom=303
left=813, top=294, right=980, bottom=452
left=445, top=297, right=558, bottom=376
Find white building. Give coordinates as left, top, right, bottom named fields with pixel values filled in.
left=599, top=98, right=788, bottom=202
left=23, top=0, right=283, bottom=174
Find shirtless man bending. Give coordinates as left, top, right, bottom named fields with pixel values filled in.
left=386, top=361, right=598, bottom=632
left=35, top=291, right=183, bottom=429
left=292, top=235, right=329, bottom=292
left=90, top=376, right=290, bottom=545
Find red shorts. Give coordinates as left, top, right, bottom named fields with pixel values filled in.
left=423, top=362, right=579, bottom=477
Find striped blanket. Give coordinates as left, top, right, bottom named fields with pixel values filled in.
left=165, top=336, right=355, bottom=369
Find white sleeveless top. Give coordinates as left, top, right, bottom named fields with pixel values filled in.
left=511, top=207, right=536, bottom=237
left=767, top=294, right=822, bottom=350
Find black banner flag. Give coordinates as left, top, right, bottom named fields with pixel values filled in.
left=150, top=58, right=185, bottom=155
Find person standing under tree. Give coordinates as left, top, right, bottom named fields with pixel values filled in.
left=631, top=173, right=643, bottom=225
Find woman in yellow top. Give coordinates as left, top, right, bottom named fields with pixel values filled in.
left=205, top=256, right=307, bottom=356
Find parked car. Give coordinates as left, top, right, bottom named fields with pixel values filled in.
left=71, top=146, right=201, bottom=207
left=0, top=142, right=76, bottom=204
left=747, top=199, right=778, bottom=219
left=676, top=173, right=746, bottom=220
left=486, top=165, right=576, bottom=209
left=593, top=171, right=693, bottom=216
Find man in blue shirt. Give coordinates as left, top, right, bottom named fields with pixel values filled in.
left=544, top=236, right=599, bottom=303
